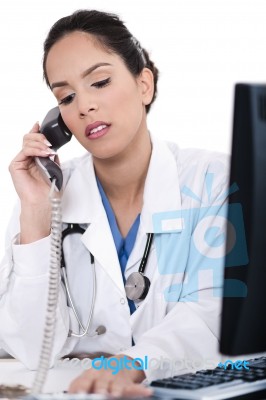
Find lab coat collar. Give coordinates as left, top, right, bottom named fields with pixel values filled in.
left=141, top=137, right=183, bottom=233
left=61, top=154, right=101, bottom=224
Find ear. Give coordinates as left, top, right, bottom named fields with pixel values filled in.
left=137, top=67, right=154, bottom=107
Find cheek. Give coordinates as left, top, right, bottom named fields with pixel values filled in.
left=60, top=108, right=78, bottom=134
left=108, top=85, right=143, bottom=121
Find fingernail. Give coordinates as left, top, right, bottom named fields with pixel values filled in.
left=44, top=139, right=53, bottom=147
left=42, top=149, right=57, bottom=155
left=95, top=389, right=108, bottom=395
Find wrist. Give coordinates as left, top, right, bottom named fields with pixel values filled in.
left=20, top=203, right=51, bottom=244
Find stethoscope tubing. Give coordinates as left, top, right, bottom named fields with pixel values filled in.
left=61, top=265, right=96, bottom=337
left=138, top=233, right=154, bottom=274
left=61, top=224, right=97, bottom=337
left=61, top=224, right=153, bottom=336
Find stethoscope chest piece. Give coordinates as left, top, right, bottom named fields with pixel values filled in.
left=124, top=233, right=154, bottom=301
left=125, top=272, right=150, bottom=301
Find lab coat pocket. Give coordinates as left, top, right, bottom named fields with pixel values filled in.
left=131, top=291, right=167, bottom=342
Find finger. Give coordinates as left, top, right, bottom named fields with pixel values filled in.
left=9, top=147, right=39, bottom=168
left=9, top=147, right=56, bottom=174
left=111, top=382, right=153, bottom=398
left=23, top=141, right=56, bottom=156
left=92, top=378, right=112, bottom=395
left=9, top=151, right=35, bottom=174
left=22, top=147, right=56, bottom=158
left=23, top=132, right=53, bottom=148
left=21, top=147, right=53, bottom=161
left=22, top=132, right=56, bottom=157
left=68, top=373, right=94, bottom=393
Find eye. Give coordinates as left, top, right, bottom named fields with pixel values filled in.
left=92, top=78, right=111, bottom=89
left=59, top=93, right=75, bottom=106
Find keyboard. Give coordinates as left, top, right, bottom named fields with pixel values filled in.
left=150, top=356, right=266, bottom=399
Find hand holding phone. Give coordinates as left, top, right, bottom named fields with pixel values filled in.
left=35, top=107, right=72, bottom=190
left=8, top=108, right=72, bottom=244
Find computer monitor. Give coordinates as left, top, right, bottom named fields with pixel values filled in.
left=220, top=83, right=266, bottom=356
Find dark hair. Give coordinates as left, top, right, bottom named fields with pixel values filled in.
left=43, top=9, right=159, bottom=113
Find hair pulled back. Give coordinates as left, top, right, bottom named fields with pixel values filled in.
left=43, top=9, right=159, bottom=113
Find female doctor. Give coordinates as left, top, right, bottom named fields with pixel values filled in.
left=0, top=9, right=229, bottom=397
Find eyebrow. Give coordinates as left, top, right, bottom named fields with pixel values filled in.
left=50, top=62, right=112, bottom=90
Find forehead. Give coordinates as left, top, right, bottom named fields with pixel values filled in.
left=45, top=31, right=120, bottom=81
left=46, top=30, right=114, bottom=63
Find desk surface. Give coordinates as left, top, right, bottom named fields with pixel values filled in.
left=0, top=359, right=84, bottom=393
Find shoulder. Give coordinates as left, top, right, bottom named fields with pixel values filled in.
left=161, top=140, right=230, bottom=201
left=164, top=140, right=229, bottom=177
left=164, top=140, right=229, bottom=172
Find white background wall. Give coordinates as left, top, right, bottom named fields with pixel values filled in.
left=1, top=0, right=266, bottom=260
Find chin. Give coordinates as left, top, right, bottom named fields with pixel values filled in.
left=85, top=138, right=133, bottom=161
left=89, top=146, right=122, bottom=161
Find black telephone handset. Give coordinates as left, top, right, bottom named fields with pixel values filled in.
left=35, top=107, right=72, bottom=190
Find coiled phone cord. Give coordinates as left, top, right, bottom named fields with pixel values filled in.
left=31, top=180, right=62, bottom=394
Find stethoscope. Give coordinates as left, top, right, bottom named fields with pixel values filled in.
left=61, top=223, right=153, bottom=338
left=124, top=232, right=153, bottom=301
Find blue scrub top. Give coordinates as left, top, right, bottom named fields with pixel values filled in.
left=96, top=178, right=139, bottom=315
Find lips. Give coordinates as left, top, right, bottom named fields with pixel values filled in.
left=85, top=121, right=110, bottom=137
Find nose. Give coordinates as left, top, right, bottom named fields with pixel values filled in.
left=77, top=91, right=98, bottom=118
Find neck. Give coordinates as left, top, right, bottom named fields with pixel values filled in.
left=93, top=130, right=152, bottom=205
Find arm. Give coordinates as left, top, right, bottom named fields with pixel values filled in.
left=123, top=159, right=229, bottom=381
left=0, top=216, right=72, bottom=369
left=0, top=123, right=73, bottom=368
left=8, top=123, right=54, bottom=243
left=69, top=157, right=229, bottom=393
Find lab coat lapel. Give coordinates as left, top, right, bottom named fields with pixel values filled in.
left=141, top=138, right=182, bottom=232
left=61, top=154, right=125, bottom=294
left=81, top=216, right=125, bottom=294
left=126, top=139, right=183, bottom=272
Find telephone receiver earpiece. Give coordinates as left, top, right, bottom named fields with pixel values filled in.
left=35, top=107, right=72, bottom=191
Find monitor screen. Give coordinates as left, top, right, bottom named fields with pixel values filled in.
left=220, top=83, right=266, bottom=355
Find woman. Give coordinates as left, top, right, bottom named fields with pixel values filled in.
left=0, top=9, right=229, bottom=396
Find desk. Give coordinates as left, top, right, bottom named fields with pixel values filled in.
left=0, top=359, right=84, bottom=393
left=1, top=359, right=266, bottom=400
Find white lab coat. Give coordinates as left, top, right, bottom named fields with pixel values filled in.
left=0, top=138, right=229, bottom=381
